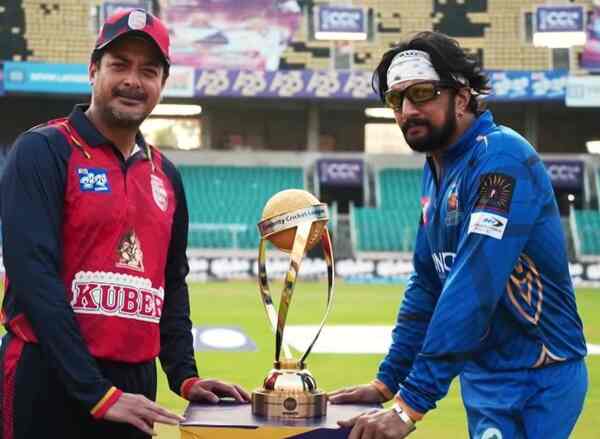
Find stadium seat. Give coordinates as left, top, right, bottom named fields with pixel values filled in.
left=573, top=209, right=600, bottom=256
left=352, top=168, right=423, bottom=253
left=179, top=166, right=304, bottom=249
left=4, top=1, right=580, bottom=72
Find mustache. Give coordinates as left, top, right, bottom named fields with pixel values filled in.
left=402, top=118, right=430, bottom=133
left=113, top=88, right=147, bottom=101
left=403, top=118, right=430, bottom=129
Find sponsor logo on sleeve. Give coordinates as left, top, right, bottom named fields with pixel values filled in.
left=475, top=173, right=515, bottom=214
left=468, top=211, right=508, bottom=240
left=78, top=168, right=110, bottom=193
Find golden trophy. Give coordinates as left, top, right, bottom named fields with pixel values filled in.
left=252, top=189, right=335, bottom=419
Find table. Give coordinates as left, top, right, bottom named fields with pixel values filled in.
left=180, top=400, right=380, bottom=439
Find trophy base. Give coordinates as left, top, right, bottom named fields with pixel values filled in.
left=252, top=389, right=327, bottom=419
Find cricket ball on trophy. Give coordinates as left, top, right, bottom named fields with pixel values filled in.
left=260, top=189, right=328, bottom=253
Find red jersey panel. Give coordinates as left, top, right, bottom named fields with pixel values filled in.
left=60, top=123, right=175, bottom=362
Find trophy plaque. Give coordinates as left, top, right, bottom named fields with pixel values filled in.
left=252, top=189, right=335, bottom=419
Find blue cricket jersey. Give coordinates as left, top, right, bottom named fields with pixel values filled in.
left=376, top=111, right=587, bottom=415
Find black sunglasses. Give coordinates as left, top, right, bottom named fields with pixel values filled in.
left=384, top=81, right=457, bottom=110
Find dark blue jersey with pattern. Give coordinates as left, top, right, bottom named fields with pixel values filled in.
left=376, top=111, right=587, bottom=414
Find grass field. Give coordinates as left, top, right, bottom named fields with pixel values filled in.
left=155, top=281, right=600, bottom=438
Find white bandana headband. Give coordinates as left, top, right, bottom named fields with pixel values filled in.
left=386, top=49, right=468, bottom=91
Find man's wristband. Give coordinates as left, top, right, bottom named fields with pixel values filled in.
left=180, top=377, right=202, bottom=400
left=392, top=403, right=417, bottom=432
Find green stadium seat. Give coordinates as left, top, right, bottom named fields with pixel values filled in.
left=573, top=209, right=600, bottom=256
left=179, top=166, right=304, bottom=249
left=353, top=168, right=423, bottom=253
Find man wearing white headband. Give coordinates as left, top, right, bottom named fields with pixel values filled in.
left=330, top=31, right=587, bottom=439
left=386, top=49, right=469, bottom=88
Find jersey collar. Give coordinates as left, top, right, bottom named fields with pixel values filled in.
left=68, top=104, right=150, bottom=156
left=438, top=110, right=495, bottom=165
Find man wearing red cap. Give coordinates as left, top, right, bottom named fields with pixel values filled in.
left=0, top=8, right=250, bottom=439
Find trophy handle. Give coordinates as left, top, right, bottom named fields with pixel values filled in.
left=258, top=238, right=293, bottom=360
left=258, top=223, right=335, bottom=368
left=272, top=221, right=312, bottom=364
left=299, top=227, right=335, bottom=367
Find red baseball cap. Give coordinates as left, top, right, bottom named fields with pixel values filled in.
left=94, top=8, right=170, bottom=65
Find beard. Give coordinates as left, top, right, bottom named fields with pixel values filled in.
left=101, top=87, right=150, bottom=129
left=401, top=99, right=457, bottom=153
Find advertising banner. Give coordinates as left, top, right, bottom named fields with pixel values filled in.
left=0, top=253, right=595, bottom=285
left=315, top=6, right=366, bottom=40
left=317, top=159, right=364, bottom=187
left=581, top=5, right=600, bottom=71
left=193, top=69, right=374, bottom=98
left=162, top=0, right=302, bottom=70
left=180, top=255, right=599, bottom=286
left=535, top=5, right=585, bottom=33
left=163, top=65, right=196, bottom=97
left=2, top=62, right=195, bottom=97
left=193, top=69, right=568, bottom=101
left=487, top=70, right=567, bottom=101
left=4, top=62, right=90, bottom=94
left=566, top=75, right=600, bottom=107
left=185, top=255, right=410, bottom=282
left=543, top=160, right=584, bottom=191
left=1, top=62, right=569, bottom=102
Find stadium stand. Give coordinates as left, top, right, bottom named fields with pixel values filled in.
left=3, top=0, right=594, bottom=70
left=377, top=168, right=422, bottom=210
left=572, top=209, right=600, bottom=258
left=352, top=167, right=423, bottom=254
left=597, top=168, right=600, bottom=203
left=0, top=1, right=30, bottom=61
left=179, top=165, right=304, bottom=249
left=566, top=167, right=600, bottom=259
left=12, top=0, right=99, bottom=63
left=352, top=207, right=418, bottom=252
left=280, top=0, right=593, bottom=72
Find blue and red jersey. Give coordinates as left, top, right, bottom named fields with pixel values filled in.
left=0, top=105, right=198, bottom=416
left=376, top=111, right=587, bottom=415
